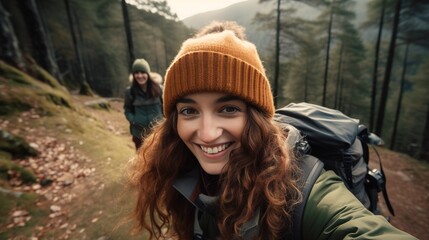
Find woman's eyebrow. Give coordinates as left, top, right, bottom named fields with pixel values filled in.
left=177, top=95, right=241, bottom=104
left=176, top=98, right=195, bottom=104
left=216, top=95, right=241, bottom=103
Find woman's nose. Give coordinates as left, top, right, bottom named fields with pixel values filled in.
left=197, top=115, right=222, bottom=143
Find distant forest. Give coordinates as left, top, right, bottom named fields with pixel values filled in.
left=0, top=0, right=428, bottom=160
left=1, top=0, right=190, bottom=97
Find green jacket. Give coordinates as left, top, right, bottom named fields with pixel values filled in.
left=123, top=87, right=162, bottom=138
left=302, top=170, right=416, bottom=240
left=173, top=169, right=416, bottom=239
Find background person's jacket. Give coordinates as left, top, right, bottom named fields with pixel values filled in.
left=123, top=86, right=162, bottom=138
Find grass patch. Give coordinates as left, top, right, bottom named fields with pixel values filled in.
left=0, top=159, right=37, bottom=183
left=0, top=98, right=32, bottom=116
left=0, top=60, right=74, bottom=118
left=60, top=179, right=146, bottom=239
left=0, top=192, right=49, bottom=239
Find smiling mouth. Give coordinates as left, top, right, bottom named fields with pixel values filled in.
left=200, top=143, right=232, bottom=154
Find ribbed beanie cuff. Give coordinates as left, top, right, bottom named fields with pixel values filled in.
left=163, top=30, right=274, bottom=118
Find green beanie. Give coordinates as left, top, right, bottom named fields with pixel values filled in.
left=132, top=59, right=151, bottom=73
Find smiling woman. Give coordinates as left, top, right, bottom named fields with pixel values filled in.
left=127, top=21, right=417, bottom=240
left=123, top=59, right=163, bottom=150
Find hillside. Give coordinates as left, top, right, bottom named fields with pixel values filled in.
left=0, top=60, right=141, bottom=239
left=182, top=0, right=367, bottom=57
left=183, top=0, right=274, bottom=49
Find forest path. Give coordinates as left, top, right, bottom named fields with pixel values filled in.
left=372, top=147, right=429, bottom=239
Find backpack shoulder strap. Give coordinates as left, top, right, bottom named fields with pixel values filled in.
left=291, top=155, right=324, bottom=240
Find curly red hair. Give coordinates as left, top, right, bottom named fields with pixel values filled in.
left=128, top=106, right=302, bottom=239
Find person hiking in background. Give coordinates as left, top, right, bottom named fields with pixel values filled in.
left=127, top=21, right=417, bottom=239
left=124, top=58, right=163, bottom=150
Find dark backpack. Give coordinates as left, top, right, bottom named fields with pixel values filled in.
left=274, top=102, right=394, bottom=239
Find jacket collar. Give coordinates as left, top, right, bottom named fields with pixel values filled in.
left=173, top=167, right=260, bottom=237
left=173, top=167, right=201, bottom=209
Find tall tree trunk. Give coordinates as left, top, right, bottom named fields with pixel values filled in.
left=390, top=43, right=409, bottom=150
left=74, top=8, right=92, bottom=87
left=0, top=1, right=25, bottom=69
left=163, top=37, right=168, bottom=71
left=338, top=71, right=345, bottom=111
left=19, top=0, right=62, bottom=81
left=121, top=0, right=135, bottom=68
left=273, top=0, right=281, bottom=107
left=304, top=64, right=309, bottom=102
left=322, top=4, right=334, bottom=106
left=420, top=105, right=429, bottom=161
left=375, top=0, right=402, bottom=137
left=63, top=0, right=89, bottom=94
left=334, top=43, right=344, bottom=109
left=370, top=0, right=386, bottom=132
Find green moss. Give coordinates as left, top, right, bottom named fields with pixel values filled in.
left=0, top=98, right=33, bottom=116
left=14, top=166, right=37, bottom=184
left=0, top=159, right=10, bottom=181
left=0, top=159, right=37, bottom=183
left=32, top=63, right=65, bottom=91
left=40, top=92, right=72, bottom=108
left=0, top=60, right=75, bottom=116
left=0, top=130, right=38, bottom=158
left=79, top=81, right=96, bottom=96
left=0, top=191, right=49, bottom=239
left=0, top=61, right=37, bottom=86
left=0, top=151, right=12, bottom=161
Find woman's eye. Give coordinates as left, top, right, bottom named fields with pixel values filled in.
left=221, top=106, right=240, bottom=113
left=180, top=108, right=198, bottom=115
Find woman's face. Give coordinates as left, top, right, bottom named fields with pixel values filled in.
left=133, top=71, right=149, bottom=86
left=176, top=92, right=247, bottom=175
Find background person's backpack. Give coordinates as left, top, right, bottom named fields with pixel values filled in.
left=274, top=102, right=395, bottom=239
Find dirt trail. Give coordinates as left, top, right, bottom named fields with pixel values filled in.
left=372, top=148, right=429, bottom=239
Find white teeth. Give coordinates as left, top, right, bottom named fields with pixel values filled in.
left=201, top=144, right=229, bottom=154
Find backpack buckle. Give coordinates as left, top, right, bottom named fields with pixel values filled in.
left=367, top=169, right=385, bottom=192
left=295, top=138, right=311, bottom=155
left=193, top=234, right=204, bottom=240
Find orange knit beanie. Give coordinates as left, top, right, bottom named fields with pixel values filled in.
left=163, top=29, right=274, bottom=118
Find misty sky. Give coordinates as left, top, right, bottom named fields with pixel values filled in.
left=165, top=0, right=247, bottom=19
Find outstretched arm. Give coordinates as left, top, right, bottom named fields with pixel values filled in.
left=302, top=171, right=416, bottom=240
